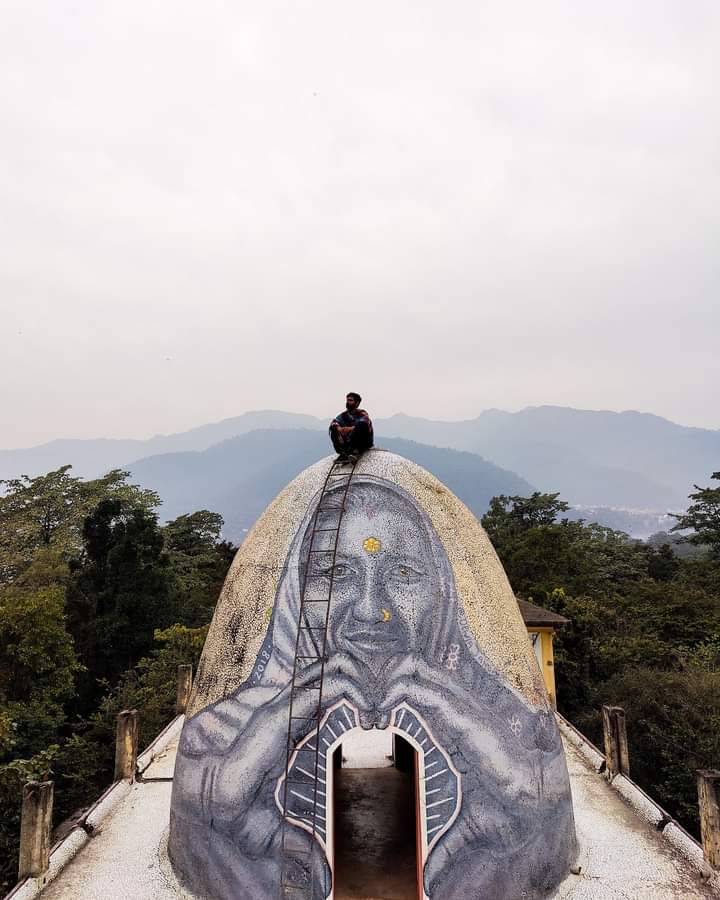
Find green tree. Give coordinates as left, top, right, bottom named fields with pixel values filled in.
left=0, top=624, right=209, bottom=892
left=483, top=489, right=720, bottom=837
left=481, top=492, right=569, bottom=556
left=672, top=471, right=720, bottom=559
left=0, top=467, right=159, bottom=583
left=163, top=510, right=224, bottom=554
left=0, top=552, right=80, bottom=758
left=48, top=622, right=210, bottom=829
left=162, top=511, right=236, bottom=625
left=91, top=623, right=209, bottom=747
left=482, top=492, right=645, bottom=601
left=591, top=666, right=720, bottom=828
left=646, top=542, right=680, bottom=581
left=65, top=499, right=179, bottom=701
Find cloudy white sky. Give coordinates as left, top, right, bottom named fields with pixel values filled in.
left=1, top=1, right=718, bottom=448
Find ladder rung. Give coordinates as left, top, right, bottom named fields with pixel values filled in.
left=298, top=623, right=323, bottom=632
left=295, top=654, right=323, bottom=660
left=290, top=714, right=320, bottom=721
left=301, top=598, right=330, bottom=604
left=288, top=691, right=320, bottom=705
left=308, top=549, right=334, bottom=554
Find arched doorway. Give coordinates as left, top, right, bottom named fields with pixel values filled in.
left=278, top=700, right=460, bottom=900
left=330, top=727, right=420, bottom=900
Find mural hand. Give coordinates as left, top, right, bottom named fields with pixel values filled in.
left=294, top=655, right=374, bottom=722
left=379, top=656, right=538, bottom=792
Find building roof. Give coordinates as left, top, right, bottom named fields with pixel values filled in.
left=15, top=716, right=719, bottom=900
left=517, top=597, right=570, bottom=628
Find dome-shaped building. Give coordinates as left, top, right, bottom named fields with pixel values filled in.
left=168, top=450, right=577, bottom=899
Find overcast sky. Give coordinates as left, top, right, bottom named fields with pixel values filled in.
left=1, top=1, right=718, bottom=448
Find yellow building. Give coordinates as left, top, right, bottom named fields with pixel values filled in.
left=518, top=598, right=569, bottom=709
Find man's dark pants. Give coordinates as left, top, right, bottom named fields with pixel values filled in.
left=330, top=421, right=373, bottom=456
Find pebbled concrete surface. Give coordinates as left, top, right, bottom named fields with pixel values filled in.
left=555, top=738, right=717, bottom=899
left=38, top=743, right=180, bottom=900
left=30, top=734, right=720, bottom=900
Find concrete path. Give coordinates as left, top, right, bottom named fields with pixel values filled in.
left=26, top=731, right=719, bottom=900
left=556, top=737, right=716, bottom=899
left=334, top=767, right=416, bottom=900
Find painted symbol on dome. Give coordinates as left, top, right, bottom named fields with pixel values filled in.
left=363, top=536, right=381, bottom=553
left=445, top=643, right=460, bottom=671
left=508, top=715, right=522, bottom=736
left=381, top=608, right=392, bottom=623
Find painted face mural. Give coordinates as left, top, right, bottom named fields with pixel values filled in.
left=305, top=485, right=446, bottom=676
left=169, top=472, right=577, bottom=900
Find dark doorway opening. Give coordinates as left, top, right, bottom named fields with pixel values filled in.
left=333, top=733, right=419, bottom=900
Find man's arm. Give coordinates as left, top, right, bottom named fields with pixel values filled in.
left=329, top=416, right=354, bottom=435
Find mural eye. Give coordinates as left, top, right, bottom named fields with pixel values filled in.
left=323, top=563, right=352, bottom=579
left=389, top=564, right=424, bottom=580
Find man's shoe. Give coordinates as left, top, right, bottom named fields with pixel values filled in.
left=335, top=453, right=349, bottom=463
left=347, top=452, right=360, bottom=464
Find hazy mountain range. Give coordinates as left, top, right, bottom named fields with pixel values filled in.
left=126, top=431, right=534, bottom=542
left=2, top=406, right=718, bottom=539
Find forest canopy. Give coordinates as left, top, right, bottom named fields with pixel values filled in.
left=0, top=466, right=718, bottom=889
left=0, top=468, right=235, bottom=890
left=482, top=483, right=720, bottom=831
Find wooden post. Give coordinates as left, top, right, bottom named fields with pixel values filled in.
left=697, top=769, right=720, bottom=869
left=176, top=664, right=193, bottom=715
left=114, top=709, right=139, bottom=782
left=601, top=705, right=630, bottom=780
left=18, top=781, right=53, bottom=880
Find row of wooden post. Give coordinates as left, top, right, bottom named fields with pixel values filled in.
left=17, top=664, right=193, bottom=882
left=14, top=692, right=720, bottom=882
left=601, top=704, right=720, bottom=871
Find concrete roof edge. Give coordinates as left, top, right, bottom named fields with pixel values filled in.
left=4, top=829, right=89, bottom=900
left=137, top=715, right=184, bottom=775
left=1, top=715, right=186, bottom=900
left=556, top=714, right=720, bottom=891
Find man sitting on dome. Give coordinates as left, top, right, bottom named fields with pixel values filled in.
left=329, top=391, right=374, bottom=463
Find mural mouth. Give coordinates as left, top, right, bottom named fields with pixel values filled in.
left=343, top=630, right=399, bottom=652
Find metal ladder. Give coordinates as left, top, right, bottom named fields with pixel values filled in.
left=279, top=456, right=358, bottom=899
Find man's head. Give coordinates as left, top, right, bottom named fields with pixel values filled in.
left=346, top=392, right=361, bottom=411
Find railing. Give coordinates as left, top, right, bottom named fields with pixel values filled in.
left=7, top=664, right=194, bottom=897
left=7, top=679, right=720, bottom=894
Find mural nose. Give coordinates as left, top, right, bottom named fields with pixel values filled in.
left=352, top=576, right=380, bottom=623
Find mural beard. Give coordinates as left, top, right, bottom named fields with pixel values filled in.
left=168, top=476, right=577, bottom=900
